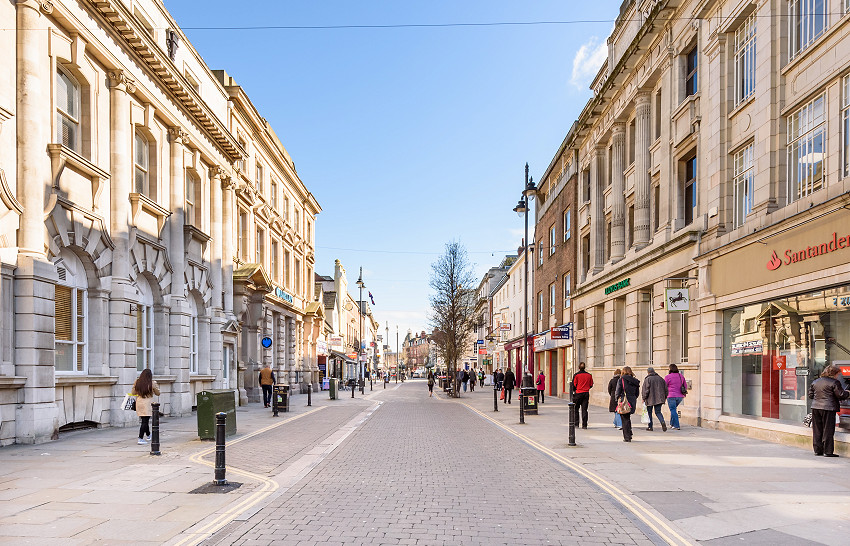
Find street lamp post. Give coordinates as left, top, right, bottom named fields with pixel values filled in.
left=396, top=325, right=399, bottom=383
left=357, top=268, right=365, bottom=394
left=513, top=163, right=536, bottom=425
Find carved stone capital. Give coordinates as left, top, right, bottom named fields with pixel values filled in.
left=168, top=126, right=189, bottom=145
left=107, top=70, right=136, bottom=93
left=635, top=91, right=652, bottom=106
left=16, top=0, right=53, bottom=14
left=611, top=122, right=626, bottom=137
left=211, top=165, right=228, bottom=179
left=221, top=175, right=236, bottom=190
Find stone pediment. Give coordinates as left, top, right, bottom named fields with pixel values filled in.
left=233, top=263, right=272, bottom=292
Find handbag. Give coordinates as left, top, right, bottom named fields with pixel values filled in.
left=500, top=388, right=505, bottom=401
left=616, top=377, right=632, bottom=414
left=121, top=393, right=136, bottom=411
left=680, top=373, right=688, bottom=396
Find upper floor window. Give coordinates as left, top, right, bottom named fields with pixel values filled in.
left=538, top=240, right=543, bottom=266
left=271, top=240, right=280, bottom=282
left=236, top=137, right=247, bottom=172
left=733, top=144, right=755, bottom=227
left=549, top=225, right=556, bottom=256
left=789, top=0, right=827, bottom=60
left=307, top=220, right=312, bottom=244
left=843, top=75, right=850, bottom=177
left=270, top=179, right=278, bottom=209
left=582, top=169, right=591, bottom=202
left=683, top=155, right=697, bottom=225
left=256, top=162, right=263, bottom=189
left=563, top=273, right=571, bottom=309
left=563, top=208, right=571, bottom=242
left=134, top=132, right=150, bottom=195
left=294, top=209, right=300, bottom=233
left=284, top=196, right=290, bottom=223
left=256, top=228, right=265, bottom=265
left=538, top=292, right=543, bottom=321
left=549, top=283, right=556, bottom=316
left=685, top=46, right=698, bottom=97
left=295, top=258, right=302, bottom=295
left=56, top=68, right=81, bottom=153
left=54, top=251, right=87, bottom=373
left=734, top=13, right=756, bottom=107
left=238, top=210, right=249, bottom=261
left=787, top=94, right=825, bottom=203
left=185, top=170, right=200, bottom=227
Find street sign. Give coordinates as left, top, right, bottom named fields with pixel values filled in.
left=551, top=323, right=572, bottom=340
left=478, top=348, right=487, bottom=355
left=261, top=336, right=272, bottom=348
left=476, top=340, right=484, bottom=345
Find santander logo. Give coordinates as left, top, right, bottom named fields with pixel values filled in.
left=766, top=251, right=782, bottom=271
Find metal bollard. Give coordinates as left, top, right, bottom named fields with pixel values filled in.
left=370, top=377, right=373, bottom=391
left=493, top=385, right=499, bottom=412
left=150, top=402, right=161, bottom=456
left=213, top=412, right=227, bottom=485
left=351, top=382, right=355, bottom=398
left=567, top=402, right=576, bottom=446
left=273, top=390, right=279, bottom=417
left=307, top=385, right=312, bottom=406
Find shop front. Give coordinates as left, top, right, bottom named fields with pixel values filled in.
left=533, top=324, right=573, bottom=398
left=503, top=335, right=533, bottom=384
left=705, top=209, right=850, bottom=441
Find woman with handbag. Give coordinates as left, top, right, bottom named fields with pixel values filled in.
left=614, top=366, right=640, bottom=442
left=607, top=368, right=623, bottom=429
left=664, top=364, right=687, bottom=430
left=132, top=368, right=160, bottom=445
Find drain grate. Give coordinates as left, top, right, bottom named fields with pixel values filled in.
left=189, top=482, right=242, bottom=494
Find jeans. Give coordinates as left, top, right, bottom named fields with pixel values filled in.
left=667, top=397, right=683, bottom=428
left=647, top=403, right=666, bottom=429
left=613, top=412, right=622, bottom=428
left=462, top=381, right=468, bottom=392
left=139, top=416, right=150, bottom=439
left=262, top=384, right=273, bottom=406
left=573, top=392, right=590, bottom=427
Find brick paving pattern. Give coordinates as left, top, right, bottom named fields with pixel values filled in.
left=206, top=384, right=659, bottom=545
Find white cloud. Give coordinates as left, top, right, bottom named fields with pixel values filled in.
left=570, top=36, right=608, bottom=90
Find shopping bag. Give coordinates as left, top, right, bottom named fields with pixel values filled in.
left=121, top=393, right=136, bottom=411
left=499, top=388, right=505, bottom=401
left=640, top=406, right=650, bottom=424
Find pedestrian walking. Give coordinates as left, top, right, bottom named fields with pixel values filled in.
left=503, top=367, right=516, bottom=404
left=427, top=370, right=435, bottom=397
left=479, top=369, right=485, bottom=388
left=259, top=364, right=275, bottom=408
left=536, top=370, right=546, bottom=404
left=608, top=368, right=623, bottom=429
left=808, top=364, right=849, bottom=457
left=571, top=362, right=594, bottom=428
left=641, top=367, right=668, bottom=431
left=469, top=368, right=475, bottom=392
left=495, top=369, right=504, bottom=390
left=462, top=369, right=470, bottom=392
left=614, top=366, right=640, bottom=442
left=665, top=364, right=687, bottom=430
left=132, top=368, right=160, bottom=445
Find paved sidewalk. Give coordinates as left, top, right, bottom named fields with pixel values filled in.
left=0, top=386, right=380, bottom=545
left=447, top=387, right=850, bottom=545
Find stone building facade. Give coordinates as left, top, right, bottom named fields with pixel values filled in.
left=553, top=0, right=850, bottom=448
left=0, top=0, right=320, bottom=445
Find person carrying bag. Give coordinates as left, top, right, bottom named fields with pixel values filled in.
left=614, top=366, right=640, bottom=442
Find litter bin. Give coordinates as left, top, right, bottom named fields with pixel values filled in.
left=329, top=378, right=338, bottom=400
left=273, top=385, right=290, bottom=413
left=197, top=389, right=237, bottom=440
left=521, top=387, right=538, bottom=415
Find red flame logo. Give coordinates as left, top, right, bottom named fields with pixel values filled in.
left=766, top=250, right=782, bottom=271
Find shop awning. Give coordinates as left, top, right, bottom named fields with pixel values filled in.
left=330, top=350, right=356, bottom=363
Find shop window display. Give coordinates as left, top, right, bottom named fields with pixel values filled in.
left=723, top=285, right=850, bottom=429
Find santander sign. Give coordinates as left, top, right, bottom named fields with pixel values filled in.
left=766, top=232, right=850, bottom=271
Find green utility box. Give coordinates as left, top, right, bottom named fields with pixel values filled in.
left=197, top=389, right=237, bottom=440
left=329, top=378, right=338, bottom=400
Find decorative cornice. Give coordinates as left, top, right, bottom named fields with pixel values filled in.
left=107, top=70, right=136, bottom=93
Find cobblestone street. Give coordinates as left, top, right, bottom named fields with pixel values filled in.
left=204, top=382, right=659, bottom=546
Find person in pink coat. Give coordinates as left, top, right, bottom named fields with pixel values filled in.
left=536, top=371, right=546, bottom=404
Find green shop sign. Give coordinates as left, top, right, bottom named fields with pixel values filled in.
left=604, top=278, right=630, bottom=295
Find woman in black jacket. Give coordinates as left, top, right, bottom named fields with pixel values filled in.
left=808, top=364, right=849, bottom=457
left=614, top=366, right=640, bottom=442
left=607, top=369, right=623, bottom=429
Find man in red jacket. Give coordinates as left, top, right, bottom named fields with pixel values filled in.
left=571, top=362, right=593, bottom=429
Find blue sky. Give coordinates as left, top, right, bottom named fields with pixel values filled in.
left=166, top=1, right=617, bottom=336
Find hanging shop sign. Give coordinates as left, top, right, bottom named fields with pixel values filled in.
left=478, top=348, right=487, bottom=355
left=665, top=288, right=690, bottom=312
left=499, top=324, right=512, bottom=331
left=261, top=336, right=272, bottom=348
left=551, top=323, right=573, bottom=340
left=731, top=340, right=763, bottom=355
left=604, top=278, right=630, bottom=295
left=274, top=286, right=294, bottom=304
left=534, top=335, right=546, bottom=349
left=329, top=336, right=344, bottom=350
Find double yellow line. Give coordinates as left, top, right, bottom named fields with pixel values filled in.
left=462, top=403, right=693, bottom=546
left=173, top=407, right=327, bottom=546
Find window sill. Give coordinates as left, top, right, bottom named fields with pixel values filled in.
left=55, top=375, right=118, bottom=386
left=129, top=192, right=171, bottom=235
left=190, top=375, right=216, bottom=382
left=0, top=376, right=27, bottom=388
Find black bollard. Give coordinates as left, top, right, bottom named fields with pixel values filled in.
left=567, top=401, right=576, bottom=446
left=351, top=381, right=355, bottom=398
left=307, top=385, right=312, bottom=406
left=213, top=412, right=227, bottom=485
left=493, top=385, right=499, bottom=412
left=273, top=388, right=279, bottom=417
left=150, top=402, right=161, bottom=456
left=370, top=377, right=373, bottom=391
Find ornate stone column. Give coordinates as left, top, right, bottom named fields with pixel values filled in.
left=590, top=145, right=607, bottom=273
left=209, top=167, right=225, bottom=386
left=634, top=92, right=652, bottom=246
left=222, top=175, right=235, bottom=318
left=287, top=316, right=297, bottom=386
left=106, top=69, right=138, bottom=427
left=167, top=127, right=190, bottom=415
left=610, top=123, right=626, bottom=261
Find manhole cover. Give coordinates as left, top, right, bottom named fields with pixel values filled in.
left=189, top=482, right=243, bottom=494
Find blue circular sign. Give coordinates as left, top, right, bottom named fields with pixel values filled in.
left=261, top=337, right=272, bottom=348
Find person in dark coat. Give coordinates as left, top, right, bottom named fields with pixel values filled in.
left=503, top=367, right=516, bottom=404
left=607, top=369, right=623, bottom=429
left=614, top=366, right=640, bottom=442
left=808, top=364, right=850, bottom=457
left=495, top=369, right=504, bottom=390
left=641, top=367, right=668, bottom=431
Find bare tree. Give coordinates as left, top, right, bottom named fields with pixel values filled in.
left=429, top=241, right=476, bottom=396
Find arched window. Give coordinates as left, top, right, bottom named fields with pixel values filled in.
left=134, top=132, right=150, bottom=195
left=135, top=276, right=154, bottom=372
left=54, top=250, right=87, bottom=373
left=189, top=295, right=199, bottom=374
left=56, top=68, right=81, bottom=153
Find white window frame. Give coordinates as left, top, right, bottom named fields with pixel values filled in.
left=733, top=144, right=755, bottom=227
left=549, top=226, right=556, bottom=256
left=56, top=67, right=81, bottom=153
left=537, top=292, right=543, bottom=321
left=270, top=179, right=278, bottom=210
left=734, top=13, right=756, bottom=107
left=136, top=303, right=154, bottom=372
left=256, top=161, right=263, bottom=189
left=843, top=75, right=850, bottom=177
left=185, top=170, right=197, bottom=227
left=563, top=273, right=571, bottom=309
left=563, top=208, right=571, bottom=242
left=787, top=94, right=825, bottom=203
left=54, top=284, right=87, bottom=374
left=189, top=299, right=198, bottom=374
left=256, top=228, right=265, bottom=265
left=134, top=132, right=150, bottom=195
left=549, top=283, right=556, bottom=316
left=789, top=0, right=828, bottom=60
